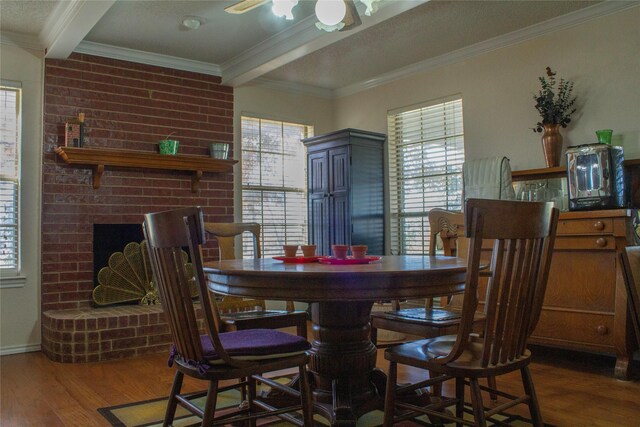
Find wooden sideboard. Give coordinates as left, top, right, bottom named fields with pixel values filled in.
left=528, top=209, right=637, bottom=380
left=509, top=162, right=639, bottom=380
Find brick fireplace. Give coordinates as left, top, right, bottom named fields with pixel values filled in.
left=41, top=53, right=233, bottom=362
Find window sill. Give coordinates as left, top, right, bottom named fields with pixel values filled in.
left=0, top=274, right=26, bottom=288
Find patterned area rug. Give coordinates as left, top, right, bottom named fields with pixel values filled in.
left=98, top=386, right=551, bottom=427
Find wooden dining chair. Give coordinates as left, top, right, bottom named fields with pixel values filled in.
left=204, top=222, right=308, bottom=339
left=621, top=246, right=640, bottom=349
left=383, top=199, right=559, bottom=427
left=143, top=207, right=313, bottom=427
left=370, top=209, right=483, bottom=345
left=371, top=208, right=496, bottom=399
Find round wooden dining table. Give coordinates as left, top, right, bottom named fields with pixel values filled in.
left=204, top=255, right=467, bottom=427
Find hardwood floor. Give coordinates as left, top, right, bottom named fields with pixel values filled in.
left=1, top=328, right=639, bottom=426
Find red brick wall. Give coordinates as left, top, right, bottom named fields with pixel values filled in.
left=42, top=53, right=234, bottom=311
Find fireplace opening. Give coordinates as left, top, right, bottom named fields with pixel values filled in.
left=92, top=224, right=145, bottom=306
left=93, top=224, right=145, bottom=287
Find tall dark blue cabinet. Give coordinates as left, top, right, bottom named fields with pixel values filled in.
left=303, top=128, right=386, bottom=256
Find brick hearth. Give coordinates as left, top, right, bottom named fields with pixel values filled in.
left=41, top=53, right=232, bottom=362
left=41, top=305, right=204, bottom=363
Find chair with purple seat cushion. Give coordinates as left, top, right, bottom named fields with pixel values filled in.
left=143, top=207, right=313, bottom=427
left=204, top=222, right=308, bottom=339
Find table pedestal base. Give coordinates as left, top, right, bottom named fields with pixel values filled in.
left=309, top=301, right=383, bottom=426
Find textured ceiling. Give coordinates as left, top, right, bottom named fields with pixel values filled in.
left=0, top=0, right=61, bottom=36
left=263, top=0, right=599, bottom=89
left=84, top=0, right=317, bottom=65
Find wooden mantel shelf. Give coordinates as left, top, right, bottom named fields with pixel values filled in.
left=54, top=146, right=237, bottom=192
left=512, top=159, right=639, bottom=182
left=511, top=166, right=566, bottom=181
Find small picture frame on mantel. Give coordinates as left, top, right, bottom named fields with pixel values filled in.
left=64, top=113, right=85, bottom=147
left=64, top=122, right=82, bottom=147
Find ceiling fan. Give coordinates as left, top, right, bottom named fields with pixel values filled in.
left=225, top=0, right=380, bottom=32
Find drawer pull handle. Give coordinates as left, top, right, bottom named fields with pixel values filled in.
left=594, top=221, right=605, bottom=231
left=596, top=237, right=607, bottom=247
left=596, top=325, right=608, bottom=335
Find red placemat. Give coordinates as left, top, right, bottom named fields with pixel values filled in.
left=272, top=256, right=326, bottom=264
left=319, top=256, right=382, bottom=265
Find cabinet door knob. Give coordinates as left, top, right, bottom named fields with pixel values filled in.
left=595, top=237, right=607, bottom=247
left=596, top=325, right=608, bottom=335
left=594, top=221, right=605, bottom=231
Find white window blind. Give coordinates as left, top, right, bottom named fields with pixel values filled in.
left=388, top=95, right=465, bottom=255
left=0, top=84, right=21, bottom=270
left=241, top=116, right=313, bottom=257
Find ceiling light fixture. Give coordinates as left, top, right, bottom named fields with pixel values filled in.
left=181, top=16, right=204, bottom=30
left=272, top=0, right=298, bottom=20
left=360, top=0, right=379, bottom=16
left=315, top=0, right=347, bottom=26
left=261, top=0, right=383, bottom=32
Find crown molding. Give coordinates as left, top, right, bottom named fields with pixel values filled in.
left=0, top=31, right=44, bottom=51
left=250, top=77, right=334, bottom=99
left=74, top=41, right=222, bottom=76
left=39, top=0, right=84, bottom=51
left=334, top=1, right=639, bottom=98
left=41, top=0, right=115, bottom=58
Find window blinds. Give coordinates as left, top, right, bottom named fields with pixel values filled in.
left=387, top=96, right=464, bottom=255
left=0, top=85, right=21, bottom=270
left=241, top=116, right=312, bottom=257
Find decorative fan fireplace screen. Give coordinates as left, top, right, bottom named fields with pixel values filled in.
left=92, top=241, right=196, bottom=306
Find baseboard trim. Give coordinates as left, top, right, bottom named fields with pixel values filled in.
left=0, top=343, right=41, bottom=356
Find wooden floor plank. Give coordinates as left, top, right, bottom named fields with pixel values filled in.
left=1, top=331, right=639, bottom=426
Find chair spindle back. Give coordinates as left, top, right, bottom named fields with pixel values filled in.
left=443, top=199, right=559, bottom=368
left=144, top=207, right=250, bottom=368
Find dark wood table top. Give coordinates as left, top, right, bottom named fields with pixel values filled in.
left=204, top=255, right=467, bottom=302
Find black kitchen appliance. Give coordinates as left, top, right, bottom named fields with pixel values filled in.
left=566, top=143, right=625, bottom=211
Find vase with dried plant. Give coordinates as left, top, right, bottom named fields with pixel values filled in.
left=531, top=67, right=577, bottom=167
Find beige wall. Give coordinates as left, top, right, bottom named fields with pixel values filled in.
left=234, top=85, right=335, bottom=136
left=0, top=43, right=44, bottom=354
left=332, top=8, right=640, bottom=171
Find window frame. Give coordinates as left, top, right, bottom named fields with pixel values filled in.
left=0, top=81, right=22, bottom=277
left=239, top=115, right=313, bottom=258
left=387, top=95, right=465, bottom=255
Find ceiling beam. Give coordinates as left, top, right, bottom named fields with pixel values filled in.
left=221, top=0, right=428, bottom=87
left=41, top=0, right=116, bottom=59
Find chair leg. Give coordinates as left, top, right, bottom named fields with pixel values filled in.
left=469, top=378, right=487, bottom=427
left=240, top=376, right=248, bottom=404
left=371, top=324, right=378, bottom=346
left=163, top=370, right=183, bottom=427
left=201, top=380, right=219, bottom=427
left=296, top=320, right=308, bottom=339
left=298, top=363, right=315, bottom=427
left=430, top=370, right=442, bottom=397
left=487, top=376, right=498, bottom=401
left=383, top=361, right=398, bottom=427
left=455, top=377, right=465, bottom=427
left=521, top=366, right=543, bottom=427
left=248, top=376, right=258, bottom=427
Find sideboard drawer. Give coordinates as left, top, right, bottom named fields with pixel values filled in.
left=545, top=251, right=616, bottom=311
left=557, top=218, right=613, bottom=235
left=532, top=309, right=615, bottom=348
left=554, top=236, right=617, bottom=250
